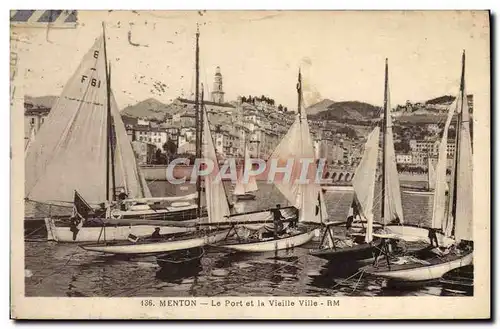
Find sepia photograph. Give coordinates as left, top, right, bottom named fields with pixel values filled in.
left=11, top=9, right=490, bottom=319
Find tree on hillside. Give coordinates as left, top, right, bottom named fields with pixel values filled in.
left=394, top=141, right=411, bottom=153
left=155, top=148, right=163, bottom=164
left=163, top=139, right=178, bottom=163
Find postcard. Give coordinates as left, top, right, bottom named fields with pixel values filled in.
left=11, top=10, right=490, bottom=319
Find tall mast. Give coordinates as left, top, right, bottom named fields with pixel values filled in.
left=198, top=83, right=204, bottom=220
left=381, top=58, right=388, bottom=224
left=297, top=68, right=302, bottom=122
left=108, top=63, right=116, bottom=200
left=194, top=27, right=201, bottom=218
left=447, top=50, right=466, bottom=236
left=427, top=152, right=431, bottom=191
left=102, top=22, right=116, bottom=202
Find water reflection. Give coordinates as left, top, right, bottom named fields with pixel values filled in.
left=25, top=182, right=471, bottom=297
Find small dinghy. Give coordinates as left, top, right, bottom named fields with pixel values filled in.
left=363, top=242, right=473, bottom=282
left=80, top=228, right=230, bottom=255
left=310, top=232, right=382, bottom=262
left=156, top=246, right=205, bottom=268
left=216, top=225, right=315, bottom=253
left=440, top=264, right=473, bottom=295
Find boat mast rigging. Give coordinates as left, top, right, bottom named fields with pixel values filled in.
left=448, top=50, right=466, bottom=238
left=102, top=22, right=117, bottom=203
left=381, top=58, right=388, bottom=225
left=194, top=26, right=201, bottom=220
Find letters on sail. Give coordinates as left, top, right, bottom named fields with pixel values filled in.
left=25, top=35, right=151, bottom=205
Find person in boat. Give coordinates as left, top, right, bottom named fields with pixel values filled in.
left=389, top=217, right=401, bottom=225
left=288, top=207, right=299, bottom=229
left=272, top=204, right=285, bottom=238
left=151, top=227, right=162, bottom=239
left=117, top=188, right=128, bottom=211
left=428, top=228, right=440, bottom=247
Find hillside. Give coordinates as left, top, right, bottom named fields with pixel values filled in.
left=25, top=95, right=58, bottom=108
left=121, top=98, right=171, bottom=121
left=305, top=99, right=335, bottom=115
left=309, top=101, right=380, bottom=122
left=426, top=94, right=473, bottom=105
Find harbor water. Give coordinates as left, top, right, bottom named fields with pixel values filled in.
left=24, top=181, right=466, bottom=297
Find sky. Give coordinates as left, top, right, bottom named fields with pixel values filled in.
left=13, top=10, right=490, bottom=111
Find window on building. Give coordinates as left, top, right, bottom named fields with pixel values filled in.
left=30, top=118, right=35, bottom=125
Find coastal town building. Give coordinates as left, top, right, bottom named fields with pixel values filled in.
left=396, top=154, right=413, bottom=164
left=211, top=66, right=225, bottom=104
left=24, top=101, right=50, bottom=147
left=131, top=141, right=156, bottom=165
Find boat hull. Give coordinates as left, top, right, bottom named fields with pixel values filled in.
left=111, top=206, right=207, bottom=221
left=216, top=228, right=316, bottom=253
left=156, top=247, right=205, bottom=268
left=80, top=229, right=230, bottom=255
left=235, top=194, right=256, bottom=201
left=309, top=239, right=382, bottom=262
left=385, top=224, right=455, bottom=247
left=45, top=218, right=192, bottom=243
left=364, top=250, right=473, bottom=282
left=321, top=185, right=354, bottom=192
left=402, top=190, right=434, bottom=196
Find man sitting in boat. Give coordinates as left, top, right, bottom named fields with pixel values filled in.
left=272, top=204, right=285, bottom=238
left=117, top=188, right=128, bottom=211
left=151, top=227, right=162, bottom=240
left=289, top=207, right=299, bottom=229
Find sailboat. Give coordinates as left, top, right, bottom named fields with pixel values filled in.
left=212, top=70, right=326, bottom=253
left=363, top=52, right=473, bottom=282
left=24, top=26, right=198, bottom=243
left=309, top=126, right=383, bottom=262
left=233, top=142, right=258, bottom=201
left=403, top=154, right=436, bottom=196
left=81, top=28, right=236, bottom=255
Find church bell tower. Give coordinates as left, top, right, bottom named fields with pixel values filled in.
left=211, top=66, right=225, bottom=104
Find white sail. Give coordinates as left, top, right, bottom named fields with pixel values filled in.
left=24, top=125, right=36, bottom=154
left=431, top=98, right=456, bottom=230
left=383, top=68, right=405, bottom=225
left=234, top=144, right=258, bottom=196
left=453, top=75, right=473, bottom=242
left=233, top=177, right=246, bottom=196
left=428, top=156, right=436, bottom=190
left=269, top=111, right=326, bottom=225
left=350, top=127, right=380, bottom=243
left=110, top=92, right=152, bottom=199
left=268, top=117, right=302, bottom=205
left=244, top=145, right=259, bottom=193
left=202, top=107, right=230, bottom=224
left=25, top=36, right=109, bottom=204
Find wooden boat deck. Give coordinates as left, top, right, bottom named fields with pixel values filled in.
left=367, top=248, right=473, bottom=273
